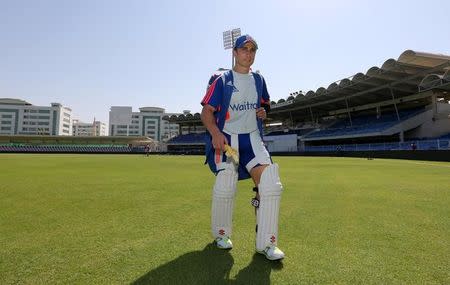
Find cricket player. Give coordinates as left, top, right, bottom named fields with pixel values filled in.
left=200, top=34, right=285, bottom=261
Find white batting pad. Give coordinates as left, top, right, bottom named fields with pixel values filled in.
left=256, top=163, right=283, bottom=251
left=211, top=165, right=238, bottom=238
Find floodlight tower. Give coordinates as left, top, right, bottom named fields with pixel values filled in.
left=222, top=28, right=241, bottom=68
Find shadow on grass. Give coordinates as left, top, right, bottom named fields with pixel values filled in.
left=233, top=253, right=283, bottom=285
left=131, top=243, right=233, bottom=285
left=131, top=243, right=283, bottom=285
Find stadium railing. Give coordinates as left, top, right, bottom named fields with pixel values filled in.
left=0, top=144, right=143, bottom=153
left=302, top=139, right=450, bottom=152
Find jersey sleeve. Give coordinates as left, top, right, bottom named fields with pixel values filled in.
left=260, top=75, right=270, bottom=105
left=201, top=75, right=223, bottom=109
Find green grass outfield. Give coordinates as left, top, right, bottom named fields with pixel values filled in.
left=0, top=154, right=449, bottom=284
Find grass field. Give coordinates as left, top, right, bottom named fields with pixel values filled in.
left=0, top=154, right=449, bottom=284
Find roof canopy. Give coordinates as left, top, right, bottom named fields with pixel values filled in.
left=272, top=50, right=450, bottom=120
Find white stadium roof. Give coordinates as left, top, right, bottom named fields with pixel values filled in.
left=272, top=50, right=450, bottom=121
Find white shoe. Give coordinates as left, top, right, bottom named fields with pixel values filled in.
left=257, top=245, right=285, bottom=260
left=215, top=236, right=233, bottom=249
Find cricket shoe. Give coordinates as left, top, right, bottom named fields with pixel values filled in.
left=257, top=245, right=285, bottom=261
left=215, top=236, right=233, bottom=249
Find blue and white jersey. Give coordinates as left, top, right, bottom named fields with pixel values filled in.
left=201, top=70, right=270, bottom=134
left=223, top=71, right=258, bottom=134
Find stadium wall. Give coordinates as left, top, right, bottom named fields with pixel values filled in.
left=272, top=150, right=450, bottom=162
left=407, top=103, right=450, bottom=138
left=264, top=134, right=297, bottom=152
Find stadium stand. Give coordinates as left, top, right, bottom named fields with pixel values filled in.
left=167, top=133, right=206, bottom=144
left=165, top=133, right=205, bottom=154
left=0, top=136, right=154, bottom=154
left=438, top=132, right=450, bottom=139
left=303, top=107, right=426, bottom=139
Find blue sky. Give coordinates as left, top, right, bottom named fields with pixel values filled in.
left=1, top=0, right=449, bottom=123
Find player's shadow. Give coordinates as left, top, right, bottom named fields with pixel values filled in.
left=131, top=243, right=234, bottom=285
left=131, top=243, right=283, bottom=285
left=232, top=253, right=284, bottom=285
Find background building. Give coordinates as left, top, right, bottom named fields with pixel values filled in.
left=0, top=98, right=72, bottom=136
left=72, top=119, right=107, bottom=136
left=109, top=106, right=179, bottom=141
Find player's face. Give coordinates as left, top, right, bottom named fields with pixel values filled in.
left=233, top=42, right=256, bottom=71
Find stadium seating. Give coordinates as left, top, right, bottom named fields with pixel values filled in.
left=304, top=108, right=426, bottom=139
left=438, top=132, right=450, bottom=139
left=167, top=133, right=206, bottom=144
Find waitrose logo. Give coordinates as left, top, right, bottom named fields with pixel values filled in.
left=230, top=102, right=258, bottom=111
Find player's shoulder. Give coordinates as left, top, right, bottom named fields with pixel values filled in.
left=207, top=68, right=231, bottom=88
left=252, top=71, right=265, bottom=80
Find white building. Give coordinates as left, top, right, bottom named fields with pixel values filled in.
left=72, top=119, right=107, bottom=136
left=109, top=106, right=179, bottom=141
left=0, top=98, right=72, bottom=136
